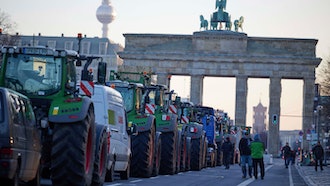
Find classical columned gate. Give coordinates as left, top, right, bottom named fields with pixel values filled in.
left=118, top=31, right=321, bottom=156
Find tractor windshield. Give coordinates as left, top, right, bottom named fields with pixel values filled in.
left=115, top=87, right=134, bottom=112
left=4, top=54, right=62, bottom=96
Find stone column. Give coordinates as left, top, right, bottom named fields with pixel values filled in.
left=268, top=77, right=281, bottom=157
left=235, top=75, right=247, bottom=127
left=156, top=73, right=170, bottom=88
left=190, top=75, right=204, bottom=105
left=302, top=77, right=315, bottom=151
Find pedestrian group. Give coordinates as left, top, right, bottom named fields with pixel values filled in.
left=223, top=133, right=325, bottom=181
left=222, top=131, right=266, bottom=180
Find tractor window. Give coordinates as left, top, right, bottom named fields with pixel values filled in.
left=148, top=90, right=156, bottom=105
left=114, top=87, right=134, bottom=112
left=66, top=58, right=77, bottom=89
left=5, top=54, right=62, bottom=96
left=135, top=88, right=142, bottom=113
left=156, top=89, right=163, bottom=107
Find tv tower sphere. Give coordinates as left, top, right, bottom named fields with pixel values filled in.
left=96, top=0, right=116, bottom=38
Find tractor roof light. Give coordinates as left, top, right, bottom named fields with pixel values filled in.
left=1, top=47, right=7, bottom=53
left=8, top=48, right=15, bottom=54
left=60, top=51, right=67, bottom=57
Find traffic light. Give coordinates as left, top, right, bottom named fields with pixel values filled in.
left=272, top=114, right=278, bottom=124
left=224, top=112, right=228, bottom=121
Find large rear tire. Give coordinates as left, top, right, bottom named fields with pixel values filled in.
left=175, top=130, right=182, bottom=174
left=185, top=137, right=192, bottom=171
left=190, top=137, right=203, bottom=171
left=159, top=131, right=177, bottom=175
left=92, top=125, right=108, bottom=186
left=130, top=124, right=155, bottom=178
left=216, top=141, right=222, bottom=166
left=51, top=106, right=95, bottom=186
left=152, top=132, right=161, bottom=177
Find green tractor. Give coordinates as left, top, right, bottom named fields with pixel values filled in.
left=0, top=46, right=108, bottom=185
left=108, top=71, right=185, bottom=176
left=108, top=74, right=161, bottom=178
left=176, top=101, right=208, bottom=171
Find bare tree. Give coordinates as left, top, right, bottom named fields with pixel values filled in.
left=0, top=9, right=19, bottom=46
left=316, top=56, right=330, bottom=130
left=317, top=56, right=330, bottom=95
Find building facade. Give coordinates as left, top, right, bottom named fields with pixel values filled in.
left=2, top=33, right=123, bottom=81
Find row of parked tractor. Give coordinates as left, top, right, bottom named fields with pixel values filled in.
left=0, top=45, right=238, bottom=186
left=107, top=70, right=229, bottom=179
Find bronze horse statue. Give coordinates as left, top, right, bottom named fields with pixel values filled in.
left=200, top=15, right=209, bottom=30
left=234, top=16, right=244, bottom=32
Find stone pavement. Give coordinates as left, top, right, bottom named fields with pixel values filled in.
left=296, top=163, right=330, bottom=186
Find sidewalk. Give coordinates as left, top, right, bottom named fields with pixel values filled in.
left=296, top=163, right=330, bottom=186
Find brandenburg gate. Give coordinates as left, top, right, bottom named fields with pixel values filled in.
left=117, top=31, right=321, bottom=156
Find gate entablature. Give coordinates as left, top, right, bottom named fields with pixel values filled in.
left=121, top=31, right=319, bottom=63
left=119, top=31, right=320, bottom=80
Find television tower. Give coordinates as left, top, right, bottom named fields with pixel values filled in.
left=96, top=0, right=116, bottom=38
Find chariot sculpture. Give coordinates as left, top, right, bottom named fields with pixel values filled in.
left=199, top=0, right=244, bottom=32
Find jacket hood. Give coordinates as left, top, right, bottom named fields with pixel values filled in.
left=254, top=134, right=260, bottom=141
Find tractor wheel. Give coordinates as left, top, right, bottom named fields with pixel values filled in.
left=152, top=132, right=161, bottom=177
left=202, top=136, right=207, bottom=168
left=179, top=134, right=187, bottom=172
left=190, top=137, right=203, bottom=171
left=159, top=131, right=177, bottom=175
left=51, top=106, right=95, bottom=186
left=92, top=125, right=108, bottom=185
left=216, top=142, right=222, bottom=166
left=175, top=131, right=182, bottom=174
left=130, top=124, right=155, bottom=178
left=185, top=137, right=192, bottom=171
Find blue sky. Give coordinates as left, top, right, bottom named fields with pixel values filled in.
left=1, top=0, right=329, bottom=131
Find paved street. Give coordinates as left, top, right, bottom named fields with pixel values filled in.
left=41, top=158, right=330, bottom=186
left=296, top=161, right=330, bottom=186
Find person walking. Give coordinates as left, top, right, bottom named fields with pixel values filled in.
left=250, top=134, right=265, bottom=180
left=222, top=136, right=233, bottom=169
left=281, top=142, right=291, bottom=168
left=312, top=141, right=324, bottom=171
left=239, top=131, right=253, bottom=178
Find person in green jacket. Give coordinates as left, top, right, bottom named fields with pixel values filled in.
left=250, top=134, right=265, bottom=180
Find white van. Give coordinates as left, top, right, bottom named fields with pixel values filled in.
left=91, top=84, right=133, bottom=181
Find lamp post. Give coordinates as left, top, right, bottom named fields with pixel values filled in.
left=77, top=33, right=83, bottom=54
left=316, top=105, right=323, bottom=142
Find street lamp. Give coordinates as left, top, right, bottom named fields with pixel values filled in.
left=316, top=105, right=323, bottom=142
left=77, top=33, right=83, bottom=54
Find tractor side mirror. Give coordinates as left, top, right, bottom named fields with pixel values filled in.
left=97, top=62, right=107, bottom=84
left=127, top=122, right=138, bottom=136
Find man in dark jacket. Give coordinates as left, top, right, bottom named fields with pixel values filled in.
left=239, top=131, right=252, bottom=178
left=312, top=141, right=324, bottom=171
left=222, top=136, right=233, bottom=169
left=281, top=142, right=291, bottom=168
